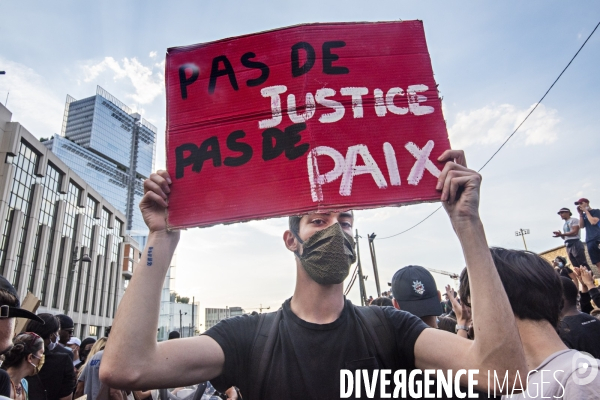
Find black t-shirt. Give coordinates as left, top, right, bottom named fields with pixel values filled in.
left=55, top=343, right=74, bottom=361
left=559, top=313, right=600, bottom=359
left=26, top=348, right=76, bottom=400
left=0, top=369, right=10, bottom=397
left=204, top=298, right=428, bottom=400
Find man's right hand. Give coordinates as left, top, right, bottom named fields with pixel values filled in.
left=140, top=170, right=176, bottom=234
left=580, top=268, right=597, bottom=289
left=552, top=230, right=562, bottom=238
left=445, top=285, right=472, bottom=326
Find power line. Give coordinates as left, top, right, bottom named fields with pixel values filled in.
left=377, top=19, right=600, bottom=241
left=344, top=266, right=358, bottom=296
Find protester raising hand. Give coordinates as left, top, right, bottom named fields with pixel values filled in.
left=140, top=170, right=179, bottom=237
left=445, top=285, right=471, bottom=338
left=572, top=267, right=589, bottom=293
left=579, top=268, right=597, bottom=289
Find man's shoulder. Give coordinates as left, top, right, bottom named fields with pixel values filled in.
left=569, top=313, right=600, bottom=330
left=569, top=217, right=580, bottom=224
left=203, top=312, right=262, bottom=339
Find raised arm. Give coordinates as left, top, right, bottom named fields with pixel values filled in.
left=578, top=208, right=586, bottom=228
left=585, top=209, right=600, bottom=226
left=100, top=171, right=224, bottom=390
left=413, top=150, right=527, bottom=393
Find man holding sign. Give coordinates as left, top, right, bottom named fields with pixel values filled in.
left=102, top=22, right=528, bottom=398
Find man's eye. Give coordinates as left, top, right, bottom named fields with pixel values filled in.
left=341, top=222, right=352, bottom=228
left=311, top=219, right=325, bottom=225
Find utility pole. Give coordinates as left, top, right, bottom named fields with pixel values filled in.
left=179, top=310, right=187, bottom=337
left=191, top=296, right=195, bottom=336
left=515, top=228, right=530, bottom=251
left=355, top=229, right=367, bottom=306
left=367, top=233, right=381, bottom=297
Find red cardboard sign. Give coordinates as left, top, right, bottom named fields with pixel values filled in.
left=166, top=21, right=450, bottom=229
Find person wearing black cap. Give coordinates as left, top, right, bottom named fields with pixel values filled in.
left=54, top=315, right=74, bottom=362
left=103, top=150, right=529, bottom=397
left=576, top=198, right=600, bottom=270
left=0, top=275, right=44, bottom=398
left=553, top=207, right=590, bottom=271
left=56, top=315, right=74, bottom=347
left=390, top=265, right=443, bottom=328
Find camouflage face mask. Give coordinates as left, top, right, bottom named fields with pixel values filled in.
left=295, top=223, right=357, bottom=285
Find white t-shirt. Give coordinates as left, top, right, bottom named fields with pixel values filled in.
left=563, top=218, right=581, bottom=242
left=502, top=349, right=600, bottom=399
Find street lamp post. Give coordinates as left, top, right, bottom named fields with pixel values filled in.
left=72, top=246, right=92, bottom=269
left=66, top=246, right=91, bottom=313
left=515, top=229, right=530, bottom=251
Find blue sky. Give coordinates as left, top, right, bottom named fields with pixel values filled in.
left=2, top=1, right=599, bottom=327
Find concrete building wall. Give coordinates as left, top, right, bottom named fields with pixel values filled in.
left=0, top=102, right=127, bottom=339
left=204, top=306, right=245, bottom=331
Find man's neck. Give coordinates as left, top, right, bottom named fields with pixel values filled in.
left=516, top=318, right=568, bottom=370
left=421, top=315, right=438, bottom=328
left=290, top=260, right=346, bottom=324
left=561, top=305, right=580, bottom=317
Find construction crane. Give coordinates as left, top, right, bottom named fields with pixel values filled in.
left=425, top=268, right=460, bottom=284
left=245, top=304, right=271, bottom=313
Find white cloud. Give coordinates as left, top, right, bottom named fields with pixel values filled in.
left=81, top=56, right=164, bottom=104
left=149, top=51, right=157, bottom=58
left=448, top=103, right=559, bottom=148
left=0, top=57, right=64, bottom=138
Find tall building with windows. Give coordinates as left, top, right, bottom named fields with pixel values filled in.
left=43, top=86, right=156, bottom=247
left=0, top=102, right=126, bottom=338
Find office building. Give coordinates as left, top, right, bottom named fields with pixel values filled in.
left=43, top=86, right=156, bottom=246
left=205, top=306, right=245, bottom=330
left=0, top=102, right=126, bottom=338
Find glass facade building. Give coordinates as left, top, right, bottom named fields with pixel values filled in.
left=45, top=86, right=156, bottom=243
left=0, top=103, right=126, bottom=338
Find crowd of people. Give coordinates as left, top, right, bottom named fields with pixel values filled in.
left=0, top=150, right=599, bottom=399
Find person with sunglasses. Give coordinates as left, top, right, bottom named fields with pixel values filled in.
left=1, top=332, right=45, bottom=399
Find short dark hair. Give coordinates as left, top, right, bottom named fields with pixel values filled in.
left=437, top=316, right=457, bottom=334
left=560, top=277, right=578, bottom=308
left=0, top=289, right=18, bottom=308
left=2, top=332, right=44, bottom=369
left=25, top=313, right=60, bottom=340
left=370, top=297, right=393, bottom=307
left=168, top=331, right=181, bottom=340
left=458, top=247, right=563, bottom=327
left=555, top=256, right=568, bottom=266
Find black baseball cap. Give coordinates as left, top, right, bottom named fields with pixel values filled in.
left=0, top=276, right=44, bottom=323
left=391, top=265, right=443, bottom=317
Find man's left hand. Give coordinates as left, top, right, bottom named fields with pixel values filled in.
left=436, top=150, right=482, bottom=228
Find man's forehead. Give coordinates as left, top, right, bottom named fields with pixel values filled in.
left=303, top=211, right=354, bottom=219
